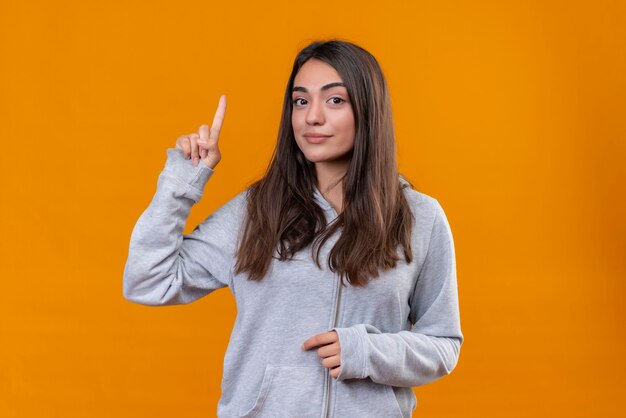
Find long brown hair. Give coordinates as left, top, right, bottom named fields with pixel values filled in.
left=233, top=39, right=414, bottom=287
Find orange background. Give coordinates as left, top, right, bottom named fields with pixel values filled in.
left=1, top=1, right=625, bottom=417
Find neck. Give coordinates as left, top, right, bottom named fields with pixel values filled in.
left=314, top=159, right=349, bottom=193
left=314, top=158, right=351, bottom=214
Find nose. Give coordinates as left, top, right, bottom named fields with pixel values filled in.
left=305, top=99, right=325, bottom=126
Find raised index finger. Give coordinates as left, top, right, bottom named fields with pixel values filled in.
left=209, top=95, right=227, bottom=141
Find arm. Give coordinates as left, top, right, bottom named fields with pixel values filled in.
left=122, top=148, right=244, bottom=306
left=332, top=200, right=464, bottom=387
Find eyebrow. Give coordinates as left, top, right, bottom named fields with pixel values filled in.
left=292, top=82, right=346, bottom=93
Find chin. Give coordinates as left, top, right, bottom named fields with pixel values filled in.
left=296, top=141, right=353, bottom=164
left=302, top=151, right=351, bottom=164
left=301, top=153, right=328, bottom=163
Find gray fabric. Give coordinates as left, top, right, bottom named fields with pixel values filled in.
left=123, top=148, right=464, bottom=417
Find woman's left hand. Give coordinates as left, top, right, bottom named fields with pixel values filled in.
left=301, top=331, right=342, bottom=378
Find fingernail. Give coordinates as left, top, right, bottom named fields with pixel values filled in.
left=301, top=344, right=305, bottom=350
left=198, top=140, right=207, bottom=144
left=193, top=157, right=198, bottom=166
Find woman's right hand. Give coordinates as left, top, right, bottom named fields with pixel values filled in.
left=175, top=95, right=227, bottom=169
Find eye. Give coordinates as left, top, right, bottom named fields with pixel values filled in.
left=329, top=97, right=345, bottom=104
left=292, top=98, right=307, bottom=106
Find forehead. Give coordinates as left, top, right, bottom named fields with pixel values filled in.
left=293, top=58, right=344, bottom=88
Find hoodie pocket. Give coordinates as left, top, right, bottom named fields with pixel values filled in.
left=239, top=365, right=325, bottom=418
left=334, top=378, right=404, bottom=418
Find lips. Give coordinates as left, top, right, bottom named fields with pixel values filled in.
left=303, top=134, right=332, bottom=144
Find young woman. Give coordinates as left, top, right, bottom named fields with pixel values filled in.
left=123, top=39, right=464, bottom=418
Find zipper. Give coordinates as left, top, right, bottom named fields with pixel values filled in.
left=324, top=275, right=343, bottom=418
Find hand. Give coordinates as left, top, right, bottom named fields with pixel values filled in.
left=301, top=331, right=342, bottom=379
left=175, top=95, right=227, bottom=169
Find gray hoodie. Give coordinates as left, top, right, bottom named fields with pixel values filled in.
left=123, top=148, right=464, bottom=418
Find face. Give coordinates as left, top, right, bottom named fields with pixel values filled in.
left=291, top=59, right=356, bottom=165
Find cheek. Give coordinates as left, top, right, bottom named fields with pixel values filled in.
left=292, top=111, right=303, bottom=129
left=338, top=113, right=355, bottom=140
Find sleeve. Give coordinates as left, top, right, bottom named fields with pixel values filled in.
left=122, top=148, right=245, bottom=306
left=331, top=200, right=464, bottom=387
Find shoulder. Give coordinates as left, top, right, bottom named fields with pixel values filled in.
left=398, top=177, right=454, bottom=246
left=399, top=176, right=441, bottom=220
